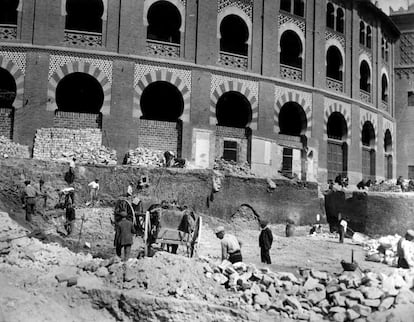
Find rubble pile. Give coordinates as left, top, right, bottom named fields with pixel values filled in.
left=203, top=259, right=414, bottom=321
left=363, top=235, right=401, bottom=267
left=369, top=181, right=402, bottom=193
left=33, top=128, right=117, bottom=165
left=0, top=136, right=30, bottom=159
left=214, top=158, right=254, bottom=177
left=124, top=147, right=165, bottom=167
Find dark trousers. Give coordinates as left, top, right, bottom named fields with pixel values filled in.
left=398, top=257, right=409, bottom=269
left=65, top=220, right=75, bottom=235
left=339, top=226, right=345, bottom=243
left=25, top=198, right=36, bottom=222
left=228, top=250, right=242, bottom=264
left=116, top=244, right=132, bottom=261
left=261, top=248, right=271, bottom=264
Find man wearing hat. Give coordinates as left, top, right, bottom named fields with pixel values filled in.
left=21, top=180, right=38, bottom=222
left=259, top=220, right=273, bottom=264
left=215, top=226, right=242, bottom=263
left=397, top=230, right=414, bottom=269
left=114, top=211, right=136, bottom=261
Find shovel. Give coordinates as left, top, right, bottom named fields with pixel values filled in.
left=0, top=229, right=46, bottom=243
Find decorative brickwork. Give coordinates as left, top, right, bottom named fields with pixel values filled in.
left=54, top=111, right=102, bottom=129
left=383, top=118, right=394, bottom=141
left=210, top=74, right=258, bottom=130
left=146, top=40, right=180, bottom=58
left=0, top=108, right=13, bottom=139
left=360, top=109, right=378, bottom=145
left=137, top=119, right=182, bottom=156
left=396, top=68, right=414, bottom=79
left=278, top=13, right=305, bottom=33
left=215, top=125, right=249, bottom=163
left=273, top=86, right=312, bottom=137
left=0, top=25, right=17, bottom=40
left=47, top=55, right=112, bottom=115
left=323, top=98, right=351, bottom=141
left=134, top=64, right=191, bottom=122
left=218, top=0, right=253, bottom=19
left=0, top=51, right=25, bottom=109
left=218, top=51, right=248, bottom=70
left=64, top=30, right=103, bottom=48
left=400, top=32, right=414, bottom=65
left=325, top=30, right=345, bottom=48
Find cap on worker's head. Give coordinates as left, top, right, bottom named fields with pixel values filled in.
left=120, top=211, right=128, bottom=218
left=215, top=226, right=225, bottom=234
left=260, top=220, right=268, bottom=227
left=95, top=179, right=99, bottom=182
left=407, top=229, right=414, bottom=238
left=24, top=180, right=30, bottom=185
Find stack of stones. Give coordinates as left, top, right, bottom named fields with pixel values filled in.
left=0, top=136, right=30, bottom=159
left=33, top=128, right=117, bottom=165
left=203, top=259, right=414, bottom=321
left=125, top=147, right=165, bottom=167
left=214, top=159, right=253, bottom=177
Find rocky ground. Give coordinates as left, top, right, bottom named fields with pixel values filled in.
left=1, top=207, right=414, bottom=322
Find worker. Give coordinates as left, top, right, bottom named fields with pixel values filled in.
left=338, top=213, right=347, bottom=243
left=69, top=157, right=76, bottom=170
left=21, top=180, right=38, bottom=223
left=397, top=230, right=414, bottom=269
left=88, top=179, right=100, bottom=206
left=114, top=211, right=136, bottom=261
left=64, top=201, right=76, bottom=236
left=127, top=182, right=133, bottom=197
left=215, top=226, right=242, bottom=264
left=39, top=179, right=47, bottom=209
left=259, top=220, right=273, bottom=264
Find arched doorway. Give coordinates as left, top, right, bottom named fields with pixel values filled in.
left=384, top=129, right=392, bottom=180
left=147, top=1, right=181, bottom=44
left=0, top=67, right=16, bottom=138
left=139, top=81, right=184, bottom=156
left=361, top=121, right=376, bottom=180
left=215, top=91, right=252, bottom=163
left=278, top=102, right=307, bottom=176
left=327, top=112, right=348, bottom=182
left=280, top=30, right=303, bottom=69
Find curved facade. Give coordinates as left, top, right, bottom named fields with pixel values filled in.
left=0, top=0, right=399, bottom=184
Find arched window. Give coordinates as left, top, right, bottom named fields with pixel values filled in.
left=0, top=0, right=19, bottom=25
left=336, top=8, right=344, bottom=33
left=381, top=38, right=385, bottom=60
left=384, top=129, right=392, bottom=153
left=326, top=3, right=335, bottom=29
left=366, top=26, right=372, bottom=49
left=381, top=74, right=388, bottom=102
left=278, top=102, right=307, bottom=136
left=385, top=41, right=389, bottom=62
left=361, top=121, right=376, bottom=180
left=326, top=46, right=343, bottom=81
left=327, top=112, right=348, bottom=181
left=219, top=14, right=249, bottom=56
left=216, top=91, right=252, bottom=128
left=361, top=122, right=375, bottom=147
left=280, top=0, right=291, bottom=12
left=360, top=60, right=371, bottom=92
left=384, top=129, right=392, bottom=179
left=359, top=21, right=365, bottom=46
left=280, top=30, right=303, bottom=69
left=65, top=0, right=104, bottom=33
left=293, top=0, right=305, bottom=17
left=147, top=1, right=182, bottom=44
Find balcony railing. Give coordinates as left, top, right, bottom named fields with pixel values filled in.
left=64, top=29, right=102, bottom=47
left=359, top=89, right=371, bottom=103
left=218, top=51, right=248, bottom=70
left=0, top=24, right=17, bottom=40
left=280, top=64, right=303, bottom=81
left=146, top=39, right=180, bottom=58
left=326, top=77, right=343, bottom=93
left=381, top=101, right=390, bottom=113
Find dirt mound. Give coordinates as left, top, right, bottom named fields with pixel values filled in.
left=231, top=204, right=260, bottom=229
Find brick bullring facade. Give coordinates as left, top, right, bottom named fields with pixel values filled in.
left=0, top=0, right=400, bottom=184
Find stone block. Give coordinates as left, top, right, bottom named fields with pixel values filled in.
left=346, top=309, right=360, bottom=321
left=351, top=304, right=372, bottom=317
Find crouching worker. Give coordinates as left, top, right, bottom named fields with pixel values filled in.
left=397, top=229, right=414, bottom=269
left=215, top=226, right=242, bottom=264
left=114, top=211, right=135, bottom=261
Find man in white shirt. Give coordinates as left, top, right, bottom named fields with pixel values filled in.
left=397, top=230, right=414, bottom=269
left=88, top=179, right=100, bottom=206
left=338, top=213, right=347, bottom=243
left=215, top=226, right=242, bottom=263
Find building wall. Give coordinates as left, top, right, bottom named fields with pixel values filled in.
left=0, top=0, right=399, bottom=184
left=0, top=108, right=13, bottom=139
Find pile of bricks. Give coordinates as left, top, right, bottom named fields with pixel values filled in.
left=0, top=135, right=30, bottom=159
left=214, top=158, right=253, bottom=176
left=33, top=128, right=117, bottom=165
left=124, top=147, right=165, bottom=167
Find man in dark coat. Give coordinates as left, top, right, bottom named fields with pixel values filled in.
left=259, top=220, right=273, bottom=264
left=114, top=211, right=136, bottom=261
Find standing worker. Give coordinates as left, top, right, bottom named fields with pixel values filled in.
left=259, top=220, right=273, bottom=264
left=88, top=179, right=100, bottom=206
left=215, top=226, right=243, bottom=264
left=64, top=201, right=76, bottom=236
left=397, top=230, right=414, bottom=269
left=114, top=211, right=136, bottom=261
left=338, top=213, right=347, bottom=243
left=21, top=180, right=38, bottom=223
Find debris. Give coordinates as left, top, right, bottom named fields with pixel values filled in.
left=0, top=136, right=30, bottom=159
left=124, top=147, right=165, bottom=167
left=213, top=158, right=254, bottom=177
